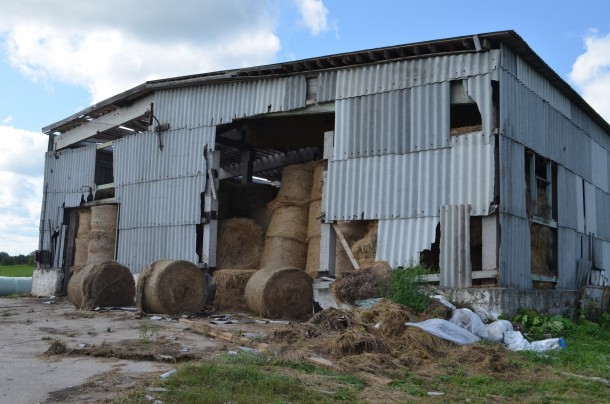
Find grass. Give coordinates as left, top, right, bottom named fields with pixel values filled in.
left=0, top=265, right=34, bottom=277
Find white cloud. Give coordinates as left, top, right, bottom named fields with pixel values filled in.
left=0, top=0, right=281, bottom=103
left=0, top=126, right=47, bottom=255
left=569, top=31, right=610, bottom=123
left=2, top=115, right=12, bottom=123
left=294, top=0, right=329, bottom=36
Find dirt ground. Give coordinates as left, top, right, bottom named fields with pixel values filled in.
left=0, top=296, right=220, bottom=403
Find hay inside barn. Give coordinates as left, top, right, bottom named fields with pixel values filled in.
left=216, top=218, right=264, bottom=269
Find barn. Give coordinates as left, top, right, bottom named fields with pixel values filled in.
left=33, top=30, right=610, bottom=315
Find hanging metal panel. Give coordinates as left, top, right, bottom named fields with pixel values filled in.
left=498, top=213, right=532, bottom=289
left=466, top=74, right=494, bottom=141
left=116, top=225, right=198, bottom=274
left=333, top=51, right=499, bottom=99
left=154, top=76, right=307, bottom=129
left=376, top=217, right=439, bottom=268
left=44, top=146, right=96, bottom=193
left=114, top=127, right=213, bottom=186
left=498, top=136, right=526, bottom=218
left=440, top=204, right=472, bottom=288
left=116, top=176, right=203, bottom=229
left=325, top=132, right=494, bottom=220
left=595, top=187, right=610, bottom=242
left=557, top=227, right=578, bottom=289
left=317, top=70, right=337, bottom=102
left=333, top=82, right=451, bottom=160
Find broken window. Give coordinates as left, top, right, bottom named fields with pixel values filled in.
left=450, top=80, right=483, bottom=135
left=525, top=150, right=558, bottom=288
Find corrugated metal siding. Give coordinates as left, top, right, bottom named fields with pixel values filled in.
left=114, top=127, right=214, bottom=186
left=584, top=181, right=597, bottom=236
left=40, top=146, right=96, bottom=252
left=326, top=132, right=494, bottom=220
left=116, top=226, right=198, bottom=274
left=557, top=227, right=578, bottom=289
left=317, top=70, right=337, bottom=103
left=591, top=141, right=609, bottom=193
left=376, top=217, right=439, bottom=267
left=595, top=187, right=610, bottom=242
left=498, top=213, right=532, bottom=289
left=498, top=136, right=526, bottom=218
left=154, top=75, right=306, bottom=129
left=333, top=82, right=451, bottom=160
left=333, top=51, right=499, bottom=99
left=466, top=74, right=494, bottom=141
left=557, top=166, right=580, bottom=230
left=440, top=204, right=472, bottom=287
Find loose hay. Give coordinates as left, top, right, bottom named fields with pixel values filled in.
left=245, top=266, right=313, bottom=320
left=360, top=299, right=415, bottom=337
left=213, top=269, right=257, bottom=312
left=335, top=221, right=370, bottom=275
left=351, top=221, right=378, bottom=268
left=67, top=261, right=135, bottom=310
left=216, top=218, right=264, bottom=269
left=308, top=308, right=358, bottom=333
left=332, top=261, right=390, bottom=303
left=137, top=260, right=207, bottom=315
left=331, top=325, right=390, bottom=357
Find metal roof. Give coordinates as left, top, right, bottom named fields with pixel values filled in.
left=42, top=30, right=610, bottom=138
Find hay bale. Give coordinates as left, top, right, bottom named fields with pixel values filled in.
left=137, top=260, right=207, bottom=315
left=77, top=208, right=91, bottom=237
left=332, top=260, right=390, bottom=303
left=276, top=163, right=315, bottom=202
left=531, top=223, right=554, bottom=275
left=305, top=163, right=324, bottom=276
left=352, top=221, right=378, bottom=268
left=260, top=237, right=309, bottom=270
left=90, top=205, right=118, bottom=233
left=216, top=218, right=264, bottom=269
left=73, top=237, right=88, bottom=266
left=213, top=269, right=256, bottom=312
left=335, top=221, right=370, bottom=275
left=87, top=231, right=115, bottom=264
left=67, top=261, right=135, bottom=310
left=244, top=266, right=313, bottom=319
left=266, top=205, right=309, bottom=240
left=305, top=236, right=321, bottom=278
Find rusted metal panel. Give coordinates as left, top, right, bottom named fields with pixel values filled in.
left=154, top=75, right=306, bottom=129
left=498, top=213, right=532, bottom=289
left=498, top=136, right=526, bottom=218
left=325, top=132, right=494, bottom=220
left=440, top=204, right=472, bottom=287
left=334, top=82, right=451, bottom=159
left=376, top=217, right=439, bottom=268
left=116, top=225, right=198, bottom=274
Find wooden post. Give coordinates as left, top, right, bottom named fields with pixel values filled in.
left=202, top=149, right=220, bottom=272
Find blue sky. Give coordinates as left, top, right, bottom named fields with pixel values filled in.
left=1, top=0, right=610, bottom=255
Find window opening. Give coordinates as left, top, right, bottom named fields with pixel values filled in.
left=450, top=80, right=482, bottom=135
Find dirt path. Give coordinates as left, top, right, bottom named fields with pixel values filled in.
left=0, top=297, right=219, bottom=403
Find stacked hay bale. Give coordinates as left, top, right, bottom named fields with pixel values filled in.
left=305, top=161, right=324, bottom=278
left=67, top=261, right=135, bottom=310
left=87, top=205, right=117, bottom=264
left=259, top=163, right=314, bottom=271
left=214, top=269, right=257, bottom=312
left=73, top=208, right=91, bottom=268
left=245, top=266, right=313, bottom=319
left=137, top=260, right=207, bottom=315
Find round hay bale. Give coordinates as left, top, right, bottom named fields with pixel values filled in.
left=73, top=237, right=88, bottom=266
left=276, top=163, right=315, bottom=202
left=259, top=236, right=309, bottom=270
left=87, top=231, right=115, bottom=264
left=214, top=269, right=257, bottom=312
left=310, top=161, right=324, bottom=200
left=67, top=261, right=135, bottom=310
left=266, top=205, right=309, bottom=240
left=307, top=200, right=322, bottom=241
left=137, top=260, right=207, bottom=315
left=244, top=266, right=313, bottom=319
left=305, top=236, right=321, bottom=278
left=77, top=208, right=91, bottom=237
left=90, top=205, right=118, bottom=233
left=216, top=218, right=264, bottom=269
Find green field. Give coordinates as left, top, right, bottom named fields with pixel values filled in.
left=0, top=265, right=35, bottom=277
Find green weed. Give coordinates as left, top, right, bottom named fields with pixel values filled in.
left=386, top=264, right=432, bottom=313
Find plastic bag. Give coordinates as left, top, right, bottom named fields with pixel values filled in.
left=405, top=319, right=480, bottom=345
left=504, top=330, right=566, bottom=352
left=449, top=308, right=490, bottom=340
left=485, top=320, right=513, bottom=343
left=432, top=294, right=456, bottom=311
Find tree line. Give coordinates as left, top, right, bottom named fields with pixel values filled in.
left=0, top=252, right=35, bottom=266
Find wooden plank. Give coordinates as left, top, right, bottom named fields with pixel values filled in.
left=422, top=269, right=498, bottom=283
left=332, top=223, right=360, bottom=271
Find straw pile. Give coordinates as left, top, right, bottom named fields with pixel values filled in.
left=531, top=223, right=554, bottom=276
left=335, top=221, right=369, bottom=275
left=216, top=218, right=264, bottom=269
left=137, top=260, right=207, bottom=315
left=73, top=208, right=91, bottom=267
left=67, top=261, right=135, bottom=310
left=259, top=163, right=314, bottom=271
left=213, top=269, right=257, bottom=312
left=244, top=266, right=313, bottom=319
left=332, top=260, right=391, bottom=303
left=351, top=221, right=378, bottom=268
left=305, top=161, right=324, bottom=277
left=87, top=205, right=117, bottom=264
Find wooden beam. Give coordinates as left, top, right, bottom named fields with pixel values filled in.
left=55, top=94, right=154, bottom=150
left=423, top=269, right=498, bottom=283
left=332, top=223, right=360, bottom=271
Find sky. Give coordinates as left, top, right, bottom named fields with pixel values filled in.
left=1, top=0, right=610, bottom=255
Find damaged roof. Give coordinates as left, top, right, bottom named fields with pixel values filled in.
left=42, top=30, right=610, bottom=138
